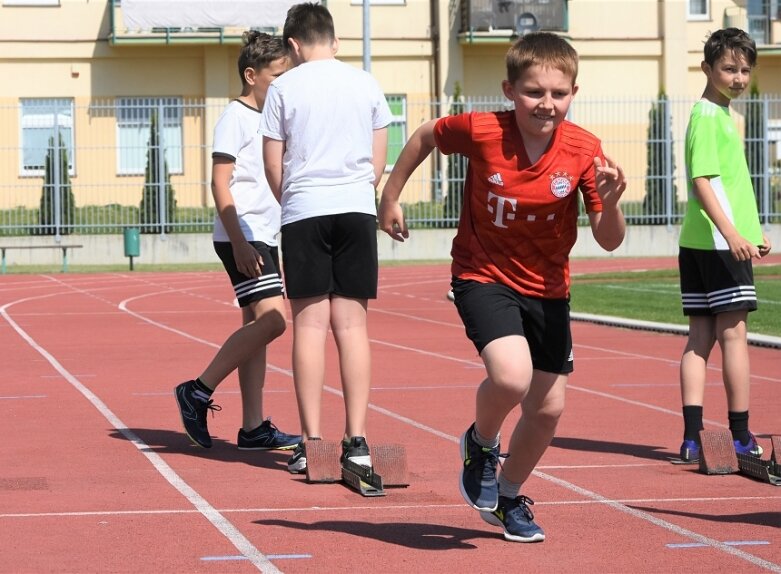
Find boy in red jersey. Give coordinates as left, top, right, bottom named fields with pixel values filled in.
left=378, top=32, right=627, bottom=542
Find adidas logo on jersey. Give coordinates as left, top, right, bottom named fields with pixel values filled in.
left=488, top=173, right=504, bottom=186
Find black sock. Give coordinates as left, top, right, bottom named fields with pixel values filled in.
left=192, top=378, right=214, bottom=401
left=728, top=411, right=750, bottom=445
left=682, top=405, right=704, bottom=441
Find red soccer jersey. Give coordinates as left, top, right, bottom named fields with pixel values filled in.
left=434, top=111, right=604, bottom=299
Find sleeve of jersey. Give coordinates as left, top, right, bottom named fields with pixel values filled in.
left=371, top=79, right=394, bottom=129
left=433, top=113, right=475, bottom=156
left=259, top=84, right=285, bottom=141
left=578, top=141, right=604, bottom=214
left=687, top=113, right=719, bottom=179
left=211, top=108, right=241, bottom=161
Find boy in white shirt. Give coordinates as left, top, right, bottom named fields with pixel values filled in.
left=174, top=31, right=300, bottom=452
left=261, top=3, right=392, bottom=473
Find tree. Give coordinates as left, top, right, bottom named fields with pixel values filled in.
left=643, top=90, right=678, bottom=224
left=140, top=110, right=177, bottom=233
left=744, top=83, right=765, bottom=213
left=38, top=133, right=75, bottom=235
left=443, top=82, right=469, bottom=227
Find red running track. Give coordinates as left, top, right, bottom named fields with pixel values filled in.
left=0, top=258, right=779, bottom=573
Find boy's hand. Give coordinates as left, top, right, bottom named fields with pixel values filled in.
left=233, top=241, right=263, bottom=278
left=378, top=195, right=409, bottom=242
left=725, top=232, right=760, bottom=261
left=593, top=155, right=627, bottom=207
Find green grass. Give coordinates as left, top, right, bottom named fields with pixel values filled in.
left=570, top=265, right=781, bottom=337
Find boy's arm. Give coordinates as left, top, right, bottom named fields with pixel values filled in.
left=378, top=119, right=439, bottom=242
left=692, top=176, right=761, bottom=260
left=263, top=137, right=285, bottom=203
left=372, top=127, right=388, bottom=189
left=211, top=158, right=263, bottom=278
left=588, top=155, right=627, bottom=252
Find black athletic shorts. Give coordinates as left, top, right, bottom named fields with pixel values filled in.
left=679, top=247, right=757, bottom=316
left=281, top=212, right=378, bottom=300
left=213, top=241, right=284, bottom=307
left=451, top=277, right=574, bottom=374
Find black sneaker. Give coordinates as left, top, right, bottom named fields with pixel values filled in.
left=341, top=436, right=372, bottom=468
left=237, top=419, right=301, bottom=451
left=459, top=422, right=500, bottom=512
left=174, top=380, right=221, bottom=448
left=287, top=443, right=307, bottom=474
left=480, top=495, right=545, bottom=543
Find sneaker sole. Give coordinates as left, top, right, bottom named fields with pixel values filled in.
left=480, top=512, right=545, bottom=543
left=173, top=388, right=211, bottom=448
left=238, top=444, right=299, bottom=451
left=459, top=430, right=498, bottom=513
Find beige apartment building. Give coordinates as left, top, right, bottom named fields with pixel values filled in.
left=0, top=0, right=780, bottom=214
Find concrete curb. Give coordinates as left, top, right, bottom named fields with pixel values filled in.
left=570, top=312, right=781, bottom=350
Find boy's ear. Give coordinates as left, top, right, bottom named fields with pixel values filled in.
left=700, top=60, right=710, bottom=75
left=331, top=36, right=340, bottom=55
left=571, top=83, right=579, bottom=97
left=501, top=79, right=515, bottom=100
left=243, top=67, right=256, bottom=86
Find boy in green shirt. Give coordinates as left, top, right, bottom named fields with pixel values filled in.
left=677, top=27, right=771, bottom=462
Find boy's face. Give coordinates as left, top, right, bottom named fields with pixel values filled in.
left=502, top=64, right=577, bottom=142
left=246, top=56, right=289, bottom=108
left=702, top=51, right=751, bottom=106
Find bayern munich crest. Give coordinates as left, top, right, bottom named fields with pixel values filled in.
left=549, top=171, right=573, bottom=198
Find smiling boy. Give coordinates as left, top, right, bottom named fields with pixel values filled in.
left=677, top=28, right=771, bottom=463
left=378, top=32, right=627, bottom=542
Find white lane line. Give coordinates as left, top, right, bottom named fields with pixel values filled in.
left=3, top=495, right=779, bottom=519
left=1, top=294, right=281, bottom=574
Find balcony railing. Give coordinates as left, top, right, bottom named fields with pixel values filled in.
left=460, top=0, right=568, bottom=38
left=109, top=0, right=291, bottom=45
left=724, top=0, right=781, bottom=47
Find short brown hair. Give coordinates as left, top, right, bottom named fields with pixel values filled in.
left=283, top=3, right=335, bottom=47
left=703, top=27, right=756, bottom=68
left=238, top=31, right=287, bottom=86
left=506, top=32, right=578, bottom=84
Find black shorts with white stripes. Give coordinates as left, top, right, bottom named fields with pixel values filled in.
left=213, top=241, right=284, bottom=307
left=678, top=247, right=757, bottom=316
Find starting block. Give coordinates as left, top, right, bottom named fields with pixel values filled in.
left=303, top=440, right=409, bottom=497
left=736, top=435, right=781, bottom=486
left=698, top=429, right=739, bottom=475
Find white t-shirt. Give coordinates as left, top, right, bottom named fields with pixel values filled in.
left=212, top=100, right=281, bottom=245
left=260, top=59, right=393, bottom=226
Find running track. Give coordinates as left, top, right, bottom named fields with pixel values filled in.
left=1, top=257, right=779, bottom=573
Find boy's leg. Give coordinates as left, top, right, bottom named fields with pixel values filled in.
left=330, top=295, right=371, bottom=440
left=678, top=316, right=715, bottom=460
left=499, top=369, right=567, bottom=486
left=290, top=295, right=331, bottom=440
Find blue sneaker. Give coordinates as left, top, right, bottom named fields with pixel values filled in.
left=480, top=495, right=545, bottom=543
left=237, top=419, right=301, bottom=451
left=459, top=423, right=500, bottom=512
left=679, top=439, right=700, bottom=462
left=734, top=433, right=763, bottom=457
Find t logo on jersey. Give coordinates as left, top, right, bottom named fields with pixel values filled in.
left=487, top=191, right=517, bottom=228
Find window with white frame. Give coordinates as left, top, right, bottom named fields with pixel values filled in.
left=350, top=0, right=405, bottom=5
left=3, top=0, right=59, bottom=5
left=687, top=0, right=709, bottom=20
left=20, top=98, right=74, bottom=176
left=385, top=95, right=407, bottom=170
left=116, top=97, right=183, bottom=175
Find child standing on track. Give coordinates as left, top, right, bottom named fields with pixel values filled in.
left=379, top=32, right=627, bottom=542
left=260, top=3, right=392, bottom=473
left=677, top=28, right=771, bottom=462
left=174, top=31, right=301, bottom=452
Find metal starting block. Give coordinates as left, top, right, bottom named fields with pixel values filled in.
left=303, top=440, right=409, bottom=496
left=736, top=435, right=781, bottom=486
left=698, top=429, right=739, bottom=475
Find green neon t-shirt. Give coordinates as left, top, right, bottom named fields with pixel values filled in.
left=680, top=99, right=762, bottom=250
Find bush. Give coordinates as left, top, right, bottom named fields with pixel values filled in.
left=37, top=134, right=76, bottom=235
left=643, top=90, right=678, bottom=224
left=140, top=110, right=177, bottom=233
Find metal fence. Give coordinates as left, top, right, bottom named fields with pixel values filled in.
left=1, top=94, right=780, bottom=238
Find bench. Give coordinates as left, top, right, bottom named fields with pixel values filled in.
left=0, top=244, right=83, bottom=274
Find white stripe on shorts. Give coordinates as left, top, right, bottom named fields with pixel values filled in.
left=681, top=285, right=756, bottom=311
left=234, top=274, right=283, bottom=301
